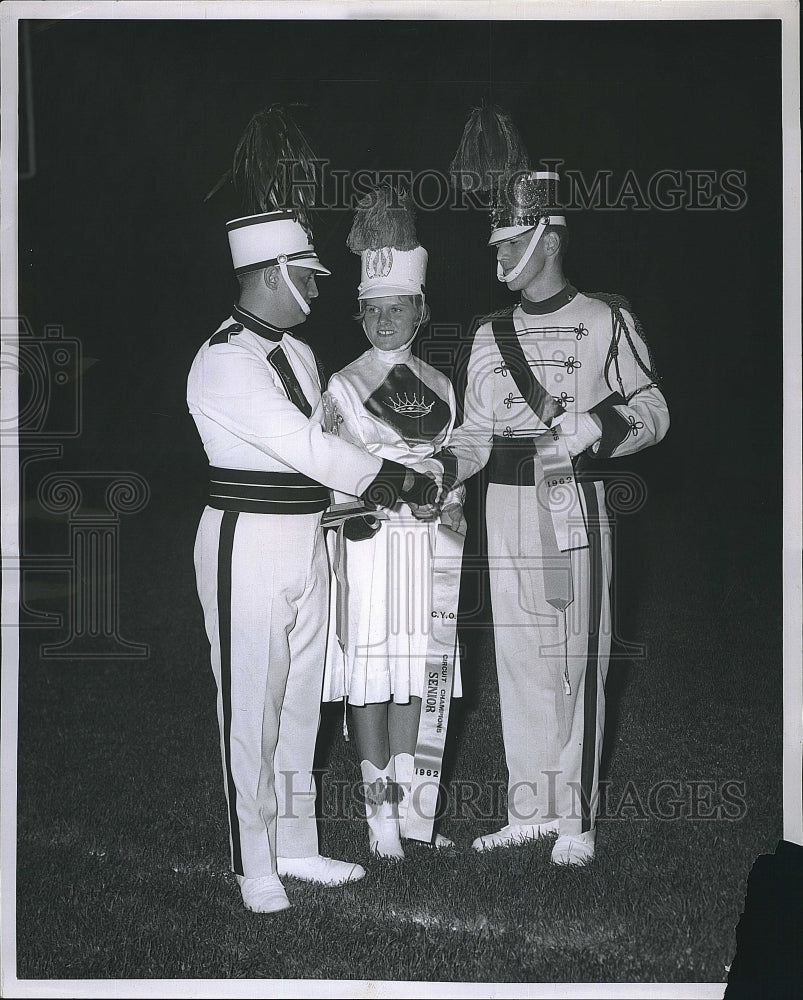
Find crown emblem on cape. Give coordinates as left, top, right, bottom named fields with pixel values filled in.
left=386, top=392, right=434, bottom=416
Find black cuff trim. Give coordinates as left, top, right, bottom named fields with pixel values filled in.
left=362, top=458, right=407, bottom=509
left=401, top=471, right=439, bottom=507
left=590, top=392, right=630, bottom=458
left=435, top=448, right=459, bottom=492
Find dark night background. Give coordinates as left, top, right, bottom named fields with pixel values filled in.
left=17, top=10, right=784, bottom=747
left=11, top=13, right=792, bottom=986
left=18, top=18, right=782, bottom=497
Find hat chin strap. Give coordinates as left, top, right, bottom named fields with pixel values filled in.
left=497, top=220, right=547, bottom=284
left=278, top=256, right=310, bottom=316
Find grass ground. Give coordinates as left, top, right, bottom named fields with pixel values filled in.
left=11, top=473, right=783, bottom=988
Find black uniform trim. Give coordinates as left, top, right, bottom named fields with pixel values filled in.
left=363, top=364, right=452, bottom=444
left=209, top=467, right=330, bottom=514
left=218, top=511, right=244, bottom=876
left=210, top=467, right=325, bottom=488
left=233, top=250, right=321, bottom=276
left=288, top=334, right=326, bottom=391
left=519, top=283, right=578, bottom=315
left=208, top=323, right=244, bottom=346
left=491, top=318, right=563, bottom=428
left=226, top=210, right=296, bottom=232
left=579, top=480, right=603, bottom=834
left=212, top=483, right=324, bottom=502
left=488, top=436, right=540, bottom=484
left=361, top=458, right=408, bottom=509
left=589, top=392, right=631, bottom=458
left=488, top=436, right=607, bottom=486
left=315, top=357, right=328, bottom=392
left=232, top=304, right=285, bottom=343
left=208, top=496, right=330, bottom=515
left=267, top=346, right=313, bottom=417
left=434, top=447, right=459, bottom=492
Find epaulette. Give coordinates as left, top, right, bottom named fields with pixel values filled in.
left=479, top=305, right=516, bottom=325
left=208, top=322, right=243, bottom=346
left=586, top=291, right=661, bottom=387
left=586, top=291, right=635, bottom=317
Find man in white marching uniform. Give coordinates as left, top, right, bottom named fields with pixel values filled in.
left=443, top=110, right=670, bottom=865
left=188, top=202, right=441, bottom=912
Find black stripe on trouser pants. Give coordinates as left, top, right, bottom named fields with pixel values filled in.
left=217, top=511, right=244, bottom=875
left=579, top=481, right=603, bottom=834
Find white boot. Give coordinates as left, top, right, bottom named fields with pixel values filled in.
left=360, top=759, right=404, bottom=860
left=394, top=752, right=454, bottom=849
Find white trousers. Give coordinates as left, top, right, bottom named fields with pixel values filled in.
left=194, top=507, right=328, bottom=877
left=485, top=479, right=612, bottom=836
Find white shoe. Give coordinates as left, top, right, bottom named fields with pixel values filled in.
left=276, top=854, right=366, bottom=886
left=236, top=874, right=291, bottom=913
left=550, top=830, right=596, bottom=867
left=471, top=821, right=560, bottom=852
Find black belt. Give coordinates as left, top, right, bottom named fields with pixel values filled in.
left=488, top=437, right=602, bottom=486
left=207, top=467, right=331, bottom=515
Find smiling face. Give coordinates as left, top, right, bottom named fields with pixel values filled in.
left=361, top=295, right=421, bottom=351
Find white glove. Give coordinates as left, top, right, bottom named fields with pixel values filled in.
left=440, top=501, right=467, bottom=534
left=555, top=412, right=602, bottom=458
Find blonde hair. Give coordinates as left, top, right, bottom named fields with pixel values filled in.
left=353, top=294, right=430, bottom=327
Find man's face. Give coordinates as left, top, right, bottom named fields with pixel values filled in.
left=274, top=266, right=319, bottom=325
left=494, top=229, right=545, bottom=291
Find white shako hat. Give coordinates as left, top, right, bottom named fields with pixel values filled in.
left=227, top=210, right=331, bottom=276
left=347, top=185, right=427, bottom=300
left=358, top=245, right=428, bottom=299
left=488, top=170, right=566, bottom=246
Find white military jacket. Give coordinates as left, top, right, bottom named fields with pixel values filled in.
left=445, top=285, right=670, bottom=484
left=187, top=306, right=389, bottom=500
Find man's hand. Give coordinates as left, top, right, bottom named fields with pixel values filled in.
left=555, top=412, right=603, bottom=458
left=400, top=469, right=441, bottom=508
left=408, top=500, right=440, bottom=522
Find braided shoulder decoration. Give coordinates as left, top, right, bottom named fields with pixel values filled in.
left=586, top=292, right=662, bottom=400
left=480, top=304, right=516, bottom=324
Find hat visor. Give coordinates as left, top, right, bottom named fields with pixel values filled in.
left=287, top=255, right=331, bottom=276
left=487, top=224, right=537, bottom=247
left=358, top=281, right=423, bottom=300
